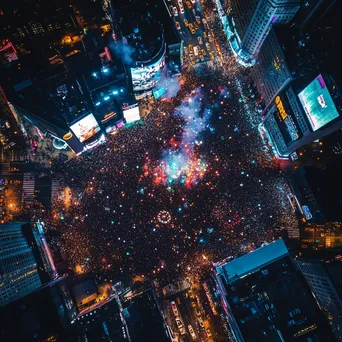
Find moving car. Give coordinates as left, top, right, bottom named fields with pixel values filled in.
left=188, top=325, right=197, bottom=341
left=178, top=1, right=185, bottom=14
left=196, top=15, right=201, bottom=25
left=197, top=36, right=203, bottom=45
left=184, top=19, right=189, bottom=27
left=173, top=6, right=178, bottom=16
left=176, top=21, right=181, bottom=30
left=176, top=319, right=183, bottom=328
left=180, top=326, right=186, bottom=335
left=189, top=23, right=196, bottom=34
left=202, top=18, right=209, bottom=29
left=171, top=301, right=179, bottom=317
left=198, top=316, right=205, bottom=328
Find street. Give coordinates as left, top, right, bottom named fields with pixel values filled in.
left=163, top=0, right=219, bottom=65
left=165, top=276, right=226, bottom=342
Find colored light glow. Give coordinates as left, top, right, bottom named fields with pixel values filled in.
left=144, top=89, right=212, bottom=187
left=70, top=113, right=101, bottom=143
left=298, top=74, right=339, bottom=131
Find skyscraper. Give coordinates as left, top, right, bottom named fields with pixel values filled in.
left=296, top=259, right=342, bottom=341
left=0, top=222, right=42, bottom=307
left=222, top=0, right=300, bottom=65
left=251, top=28, right=292, bottom=108
left=214, top=239, right=335, bottom=341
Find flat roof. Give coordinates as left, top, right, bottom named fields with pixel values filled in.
left=216, top=248, right=335, bottom=341
left=215, top=239, right=288, bottom=283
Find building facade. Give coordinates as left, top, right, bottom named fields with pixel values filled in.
left=263, top=74, right=342, bottom=158
left=251, top=28, right=292, bottom=107
left=220, top=0, right=300, bottom=65
left=297, top=259, right=342, bottom=341
left=0, top=222, right=42, bottom=307
left=214, top=240, right=334, bottom=341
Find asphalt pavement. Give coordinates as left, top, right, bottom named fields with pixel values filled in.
left=163, top=0, right=218, bottom=65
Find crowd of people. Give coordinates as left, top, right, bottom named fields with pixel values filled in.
left=46, top=63, right=292, bottom=285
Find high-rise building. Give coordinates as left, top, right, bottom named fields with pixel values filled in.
left=251, top=29, right=292, bottom=108
left=217, top=0, right=300, bottom=66
left=300, top=222, right=342, bottom=250
left=0, top=221, right=57, bottom=308
left=119, top=287, right=172, bottom=342
left=1, top=0, right=77, bottom=45
left=297, top=259, right=342, bottom=341
left=0, top=222, right=42, bottom=307
left=214, top=239, right=334, bottom=341
left=263, top=74, right=342, bottom=158
left=0, top=276, right=77, bottom=342
left=287, top=165, right=342, bottom=223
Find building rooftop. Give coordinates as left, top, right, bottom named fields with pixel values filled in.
left=122, top=288, right=170, bottom=342
left=215, top=240, right=334, bottom=341
left=215, top=239, right=288, bottom=283
left=112, top=0, right=178, bottom=64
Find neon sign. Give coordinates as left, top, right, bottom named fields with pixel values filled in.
left=275, top=96, right=287, bottom=121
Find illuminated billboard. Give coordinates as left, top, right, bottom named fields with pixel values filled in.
left=70, top=113, right=100, bottom=143
left=298, top=75, right=339, bottom=131
left=274, top=95, right=299, bottom=144
left=130, top=52, right=165, bottom=92
left=123, top=105, right=140, bottom=124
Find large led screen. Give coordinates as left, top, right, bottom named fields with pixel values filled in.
left=123, top=106, right=140, bottom=124
left=130, top=54, right=165, bottom=92
left=70, top=113, right=100, bottom=143
left=298, top=74, right=339, bottom=131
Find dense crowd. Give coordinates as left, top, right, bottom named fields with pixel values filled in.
left=47, top=65, right=290, bottom=284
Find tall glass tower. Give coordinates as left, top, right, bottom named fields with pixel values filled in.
left=224, top=0, right=300, bottom=65
left=0, top=223, right=42, bottom=307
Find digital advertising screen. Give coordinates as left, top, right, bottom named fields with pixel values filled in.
left=298, top=74, right=339, bottom=131
left=123, top=105, right=140, bottom=124
left=131, top=53, right=165, bottom=92
left=274, top=95, right=299, bottom=145
left=70, top=113, right=100, bottom=143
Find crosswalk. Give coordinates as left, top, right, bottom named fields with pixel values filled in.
left=51, top=179, right=61, bottom=200
left=22, top=173, right=35, bottom=205
left=0, top=162, right=10, bottom=176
